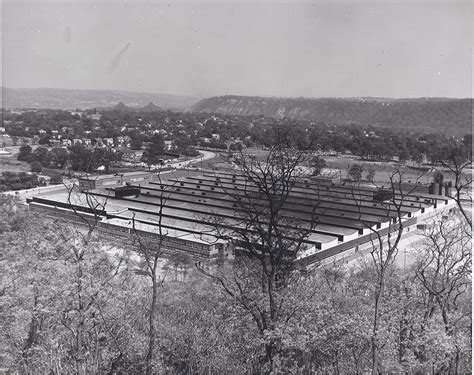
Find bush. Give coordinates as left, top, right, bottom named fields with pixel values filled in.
left=0, top=172, right=39, bottom=191
left=17, top=145, right=33, bottom=162
left=49, top=173, right=63, bottom=185
left=30, top=161, right=43, bottom=173
left=182, top=148, right=200, bottom=157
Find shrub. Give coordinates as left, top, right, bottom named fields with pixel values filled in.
left=30, top=161, right=43, bottom=173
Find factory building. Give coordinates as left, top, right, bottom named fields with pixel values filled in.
left=27, top=171, right=455, bottom=267
left=78, top=171, right=158, bottom=190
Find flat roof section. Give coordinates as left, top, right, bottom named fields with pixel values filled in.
left=193, top=175, right=427, bottom=213
left=113, top=188, right=360, bottom=237
left=127, top=184, right=384, bottom=230
left=153, top=180, right=398, bottom=224
left=209, top=171, right=450, bottom=204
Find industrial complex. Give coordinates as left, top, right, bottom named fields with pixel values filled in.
left=27, top=171, right=456, bottom=267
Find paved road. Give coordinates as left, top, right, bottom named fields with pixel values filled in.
left=3, top=180, right=75, bottom=201
left=134, top=150, right=217, bottom=170
left=2, top=150, right=217, bottom=200
left=169, top=150, right=216, bottom=169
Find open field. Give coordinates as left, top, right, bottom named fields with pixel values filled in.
left=198, top=147, right=439, bottom=185
left=0, top=155, right=31, bottom=173
left=324, top=156, right=435, bottom=184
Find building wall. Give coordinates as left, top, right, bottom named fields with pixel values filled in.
left=79, top=172, right=158, bottom=190
left=28, top=201, right=228, bottom=264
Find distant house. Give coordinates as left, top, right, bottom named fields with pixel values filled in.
left=62, top=139, right=72, bottom=146
left=83, top=138, right=92, bottom=146
left=116, top=136, right=131, bottom=146
left=164, top=140, right=173, bottom=150
left=73, top=139, right=83, bottom=145
left=121, top=149, right=144, bottom=163
left=211, top=133, right=220, bottom=140
left=0, top=134, right=13, bottom=147
left=103, top=138, right=114, bottom=146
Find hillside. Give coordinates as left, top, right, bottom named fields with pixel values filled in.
left=192, top=96, right=473, bottom=134
left=107, top=101, right=163, bottom=112
left=0, top=87, right=200, bottom=111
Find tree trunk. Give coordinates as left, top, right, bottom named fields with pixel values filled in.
left=76, top=265, right=85, bottom=375
left=264, top=343, right=275, bottom=375
left=145, top=273, right=158, bottom=375
left=22, top=289, right=40, bottom=358
left=77, top=311, right=85, bottom=375
left=372, top=280, right=384, bottom=375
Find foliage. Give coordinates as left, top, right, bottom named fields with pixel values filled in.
left=141, top=134, right=166, bottom=168
left=49, top=147, right=69, bottom=169
left=192, top=96, right=473, bottom=135
left=130, top=134, right=143, bottom=150
left=29, top=161, right=43, bottom=173
left=4, top=107, right=471, bottom=167
left=33, top=146, right=51, bottom=167
left=17, top=144, right=33, bottom=162
left=310, top=155, right=327, bottom=176
left=0, top=172, right=39, bottom=191
left=348, top=163, right=364, bottom=182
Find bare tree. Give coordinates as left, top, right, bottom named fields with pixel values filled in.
left=49, top=183, right=123, bottom=375
left=350, top=170, right=423, bottom=374
left=130, top=175, right=175, bottom=375
left=414, top=214, right=472, bottom=373
left=438, top=143, right=472, bottom=228
left=65, top=180, right=110, bottom=240
left=198, top=145, right=320, bottom=373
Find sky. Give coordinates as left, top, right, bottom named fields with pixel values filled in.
left=1, top=0, right=473, bottom=98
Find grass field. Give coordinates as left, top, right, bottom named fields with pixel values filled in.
left=198, top=148, right=438, bottom=185
left=0, top=155, right=31, bottom=173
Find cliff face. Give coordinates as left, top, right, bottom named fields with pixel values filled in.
left=192, top=95, right=473, bottom=134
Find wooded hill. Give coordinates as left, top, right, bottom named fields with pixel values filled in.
left=192, top=96, right=473, bottom=135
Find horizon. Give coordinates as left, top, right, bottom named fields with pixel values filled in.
left=2, top=1, right=472, bottom=99
left=1, top=86, right=472, bottom=101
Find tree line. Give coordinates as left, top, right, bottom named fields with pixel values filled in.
left=18, top=144, right=123, bottom=174
left=3, top=108, right=471, bottom=164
